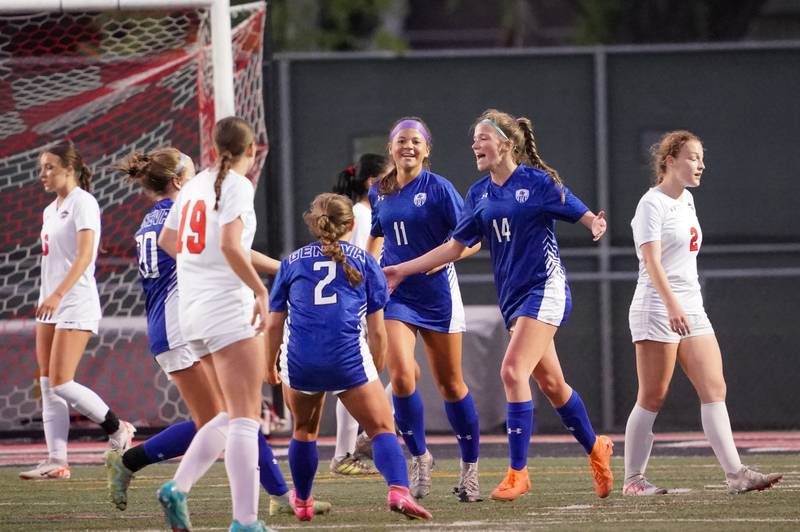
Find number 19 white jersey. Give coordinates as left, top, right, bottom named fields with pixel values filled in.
left=630, top=187, right=704, bottom=313
left=164, top=168, right=257, bottom=341
left=38, top=187, right=102, bottom=323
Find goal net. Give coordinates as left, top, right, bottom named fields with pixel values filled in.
left=0, top=2, right=268, bottom=433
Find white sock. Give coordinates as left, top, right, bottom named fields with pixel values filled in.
left=51, top=380, right=109, bottom=424
left=624, top=404, right=658, bottom=482
left=40, top=377, right=70, bottom=463
left=174, top=412, right=229, bottom=493
left=334, top=399, right=359, bottom=459
left=225, top=417, right=260, bottom=526
left=701, top=401, right=742, bottom=475
left=385, top=381, right=394, bottom=416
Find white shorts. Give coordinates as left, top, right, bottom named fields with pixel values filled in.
left=186, top=324, right=257, bottom=358
left=629, top=308, right=714, bottom=343
left=155, top=344, right=200, bottom=375
left=48, top=320, right=99, bottom=335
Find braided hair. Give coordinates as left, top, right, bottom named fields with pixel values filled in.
left=212, top=117, right=255, bottom=210
left=303, top=193, right=362, bottom=287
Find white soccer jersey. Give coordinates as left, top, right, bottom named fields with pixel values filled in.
left=38, top=187, right=102, bottom=323
left=165, top=168, right=257, bottom=341
left=350, top=201, right=371, bottom=250
left=630, top=187, right=704, bottom=313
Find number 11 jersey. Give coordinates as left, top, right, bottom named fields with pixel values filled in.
left=368, top=169, right=466, bottom=333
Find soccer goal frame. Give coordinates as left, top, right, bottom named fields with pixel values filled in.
left=0, top=0, right=240, bottom=122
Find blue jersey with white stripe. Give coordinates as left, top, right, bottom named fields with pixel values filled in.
left=368, top=169, right=466, bottom=332
left=452, top=165, right=589, bottom=327
left=269, top=241, right=389, bottom=392
left=135, top=198, right=180, bottom=356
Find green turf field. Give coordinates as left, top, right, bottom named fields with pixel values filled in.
left=1, top=455, right=797, bottom=531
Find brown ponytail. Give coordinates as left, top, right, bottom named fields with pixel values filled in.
left=303, top=193, right=362, bottom=287
left=44, top=141, right=93, bottom=192
left=212, top=116, right=255, bottom=210
left=115, top=148, right=184, bottom=194
left=515, top=117, right=565, bottom=203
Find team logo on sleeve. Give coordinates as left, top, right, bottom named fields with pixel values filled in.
left=59, top=210, right=69, bottom=219
left=514, top=189, right=530, bottom=203
left=413, top=192, right=427, bottom=207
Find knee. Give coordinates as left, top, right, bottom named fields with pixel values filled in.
left=435, top=380, right=467, bottom=402
left=390, top=370, right=417, bottom=397
left=699, top=380, right=727, bottom=403
left=500, top=363, right=526, bottom=390
left=292, top=420, right=319, bottom=440
left=534, top=374, right=567, bottom=401
left=637, top=389, right=668, bottom=412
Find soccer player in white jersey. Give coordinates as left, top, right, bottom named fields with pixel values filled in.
left=366, top=117, right=483, bottom=501
left=266, top=193, right=431, bottom=521
left=20, top=142, right=135, bottom=481
left=623, top=130, right=782, bottom=496
left=109, top=148, right=330, bottom=520
left=384, top=109, right=613, bottom=502
left=154, top=117, right=271, bottom=532
left=329, top=154, right=389, bottom=476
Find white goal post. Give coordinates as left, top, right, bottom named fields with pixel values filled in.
left=0, top=0, right=240, bottom=121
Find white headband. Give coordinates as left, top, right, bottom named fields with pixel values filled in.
left=174, top=152, right=190, bottom=175
left=480, top=118, right=509, bottom=141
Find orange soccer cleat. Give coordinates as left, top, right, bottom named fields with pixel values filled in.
left=588, top=435, right=614, bottom=498
left=490, top=466, right=531, bottom=501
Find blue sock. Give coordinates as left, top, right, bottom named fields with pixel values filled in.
left=142, top=420, right=196, bottom=462
left=371, top=432, right=408, bottom=487
left=258, top=432, right=289, bottom=496
left=507, top=401, right=534, bottom=470
left=556, top=390, right=597, bottom=455
left=393, top=390, right=427, bottom=456
left=288, top=439, right=318, bottom=501
left=444, top=392, right=480, bottom=463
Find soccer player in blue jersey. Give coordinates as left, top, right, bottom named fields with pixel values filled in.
left=266, top=193, right=432, bottom=521
left=384, top=109, right=613, bottom=502
left=109, top=147, right=330, bottom=523
left=365, top=117, right=483, bottom=501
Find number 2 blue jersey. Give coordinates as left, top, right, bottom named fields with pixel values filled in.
left=368, top=169, right=466, bottom=332
left=135, top=198, right=182, bottom=356
left=452, top=164, right=589, bottom=328
left=269, top=241, right=389, bottom=392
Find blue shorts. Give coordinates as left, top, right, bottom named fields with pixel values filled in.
left=384, top=264, right=466, bottom=333
left=506, top=283, right=573, bottom=330
left=280, top=338, right=379, bottom=393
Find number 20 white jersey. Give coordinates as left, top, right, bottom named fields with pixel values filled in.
left=38, top=187, right=102, bottom=323
left=630, top=187, right=704, bottom=314
left=164, top=168, right=257, bottom=341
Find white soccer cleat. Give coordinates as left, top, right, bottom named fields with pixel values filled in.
left=108, top=420, right=136, bottom=452
left=623, top=475, right=668, bottom=496
left=409, top=449, right=434, bottom=499
left=19, top=459, right=71, bottom=480
left=726, top=466, right=782, bottom=494
left=453, top=460, right=481, bottom=502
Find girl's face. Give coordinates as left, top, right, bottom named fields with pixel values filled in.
left=390, top=128, right=430, bottom=173
left=667, top=140, right=705, bottom=188
left=39, top=152, right=73, bottom=194
left=472, top=122, right=512, bottom=173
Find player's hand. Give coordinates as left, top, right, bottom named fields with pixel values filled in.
left=383, top=265, right=406, bottom=294
left=667, top=302, right=690, bottom=336
left=265, top=363, right=281, bottom=385
left=36, top=292, right=62, bottom=321
left=251, top=292, right=269, bottom=333
left=591, top=211, right=607, bottom=241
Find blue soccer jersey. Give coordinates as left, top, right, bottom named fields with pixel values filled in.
left=134, top=198, right=182, bottom=356
left=269, top=241, right=389, bottom=392
left=452, top=164, right=589, bottom=329
left=368, top=169, right=466, bottom=332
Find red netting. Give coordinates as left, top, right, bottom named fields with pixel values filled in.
left=0, top=4, right=268, bottom=431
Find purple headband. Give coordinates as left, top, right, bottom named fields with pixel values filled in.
left=389, top=119, right=431, bottom=143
